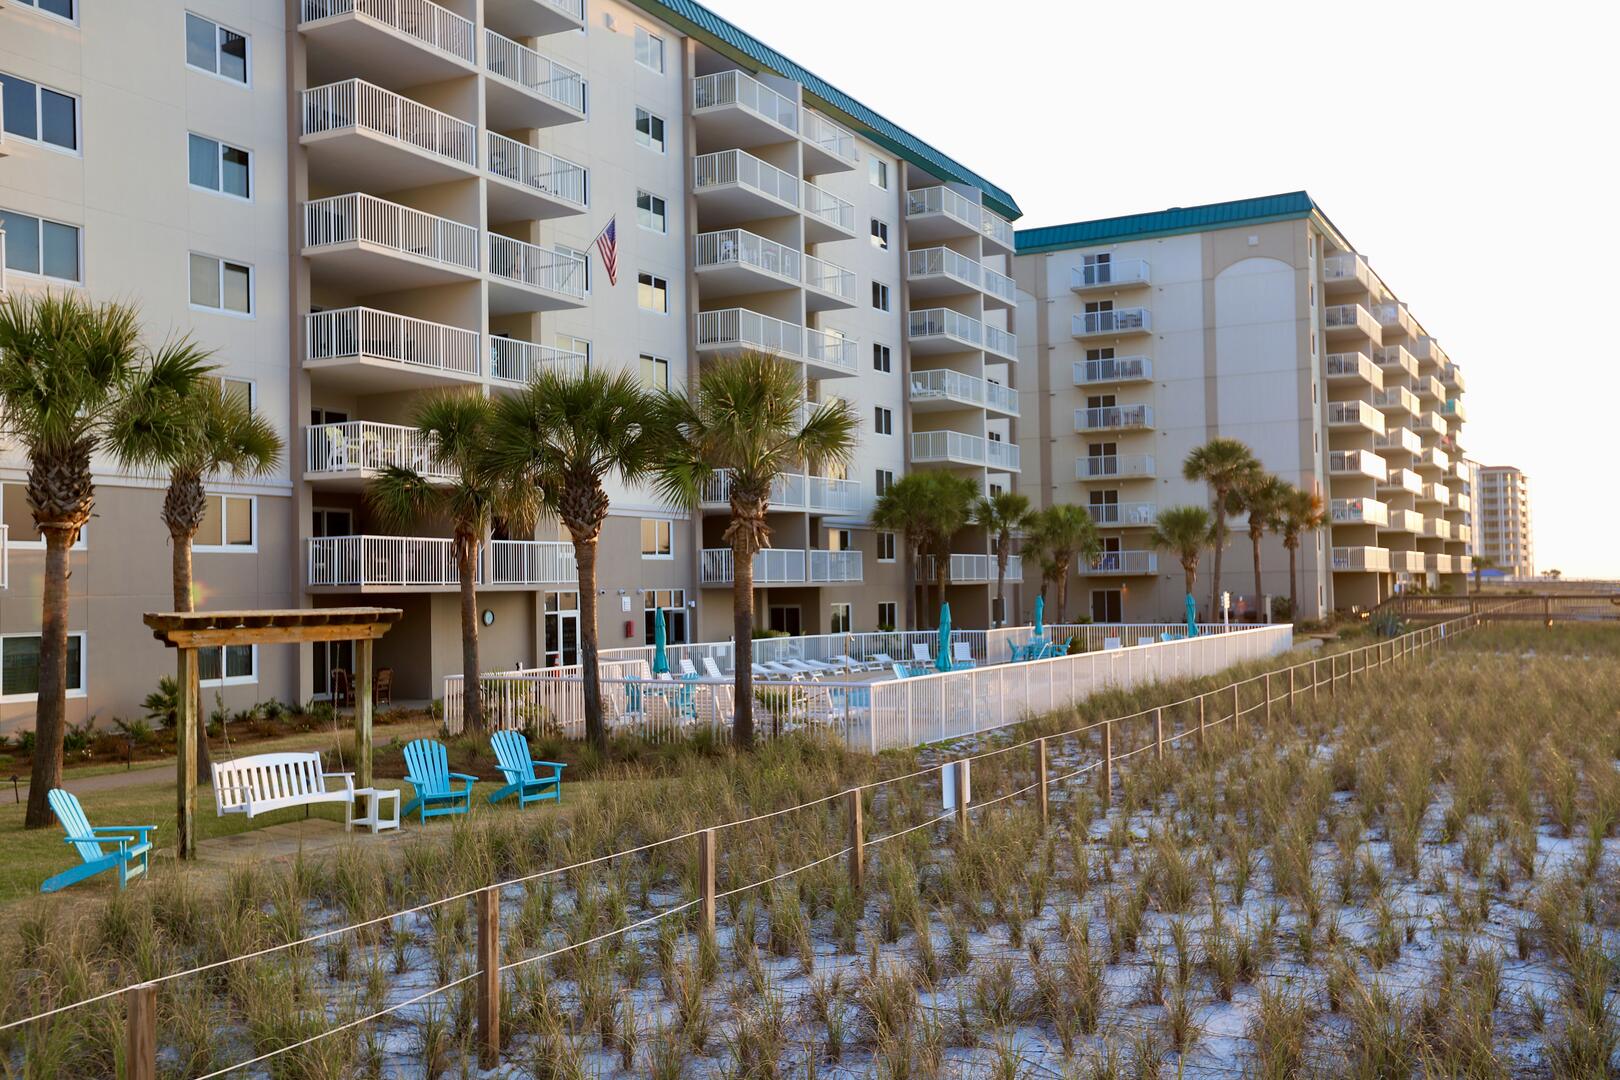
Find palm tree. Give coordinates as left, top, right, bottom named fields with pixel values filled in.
left=1233, top=472, right=1289, bottom=620
left=922, top=473, right=981, bottom=624
left=0, top=292, right=193, bottom=828
left=974, top=491, right=1031, bottom=627
left=1277, top=486, right=1326, bottom=618
left=486, top=367, right=663, bottom=754
left=368, top=393, right=524, bottom=736
left=1151, top=505, right=1215, bottom=599
left=1023, top=505, right=1100, bottom=622
left=652, top=353, right=857, bottom=750
left=1182, top=438, right=1260, bottom=616
left=872, top=472, right=939, bottom=632
left=1470, top=554, right=1497, bottom=594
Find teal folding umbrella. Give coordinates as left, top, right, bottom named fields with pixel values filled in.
left=1184, top=593, right=1199, bottom=638
left=936, top=602, right=953, bottom=672
left=652, top=606, right=670, bottom=674
left=1033, top=595, right=1045, bottom=639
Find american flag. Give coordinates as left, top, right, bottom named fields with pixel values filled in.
left=594, top=216, right=618, bottom=286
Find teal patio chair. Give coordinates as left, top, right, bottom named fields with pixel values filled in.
left=401, top=739, right=476, bottom=823
left=41, top=789, right=155, bottom=893
left=487, top=730, right=565, bottom=808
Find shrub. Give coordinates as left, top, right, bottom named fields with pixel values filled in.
left=143, top=676, right=180, bottom=729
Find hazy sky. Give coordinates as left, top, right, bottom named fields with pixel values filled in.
left=702, top=0, right=1615, bottom=578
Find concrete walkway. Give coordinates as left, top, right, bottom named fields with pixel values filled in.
left=187, top=816, right=408, bottom=868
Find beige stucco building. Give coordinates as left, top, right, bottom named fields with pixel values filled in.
left=1477, top=465, right=1534, bottom=578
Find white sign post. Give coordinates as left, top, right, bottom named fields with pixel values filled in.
left=1222, top=591, right=1231, bottom=627
left=942, top=759, right=972, bottom=811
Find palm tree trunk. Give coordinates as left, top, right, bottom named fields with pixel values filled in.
left=1251, top=530, right=1264, bottom=622
left=457, top=537, right=482, bottom=734
left=902, top=542, right=918, bottom=631
left=1184, top=560, right=1197, bottom=598
left=171, top=526, right=212, bottom=778
left=1210, top=511, right=1226, bottom=618
left=24, top=528, right=73, bottom=829
left=576, top=536, right=605, bottom=754
left=731, top=545, right=756, bottom=750
left=1054, top=557, right=1070, bottom=622
left=994, top=539, right=1008, bottom=627
left=1288, top=543, right=1299, bottom=617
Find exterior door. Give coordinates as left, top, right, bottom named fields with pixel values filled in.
left=1091, top=589, right=1123, bottom=623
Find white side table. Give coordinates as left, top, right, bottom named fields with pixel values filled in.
left=347, top=788, right=401, bottom=834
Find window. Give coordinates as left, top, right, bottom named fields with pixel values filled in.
left=645, top=589, right=687, bottom=644
left=877, top=602, right=897, bottom=631
left=873, top=343, right=891, bottom=373
left=15, top=0, right=76, bottom=22
left=190, top=253, right=253, bottom=314
left=875, top=469, right=894, bottom=496
left=2, top=633, right=85, bottom=701
left=0, top=74, right=80, bottom=151
left=200, top=645, right=257, bottom=686
left=874, top=406, right=893, bottom=436
left=0, top=208, right=81, bottom=283
left=219, top=376, right=256, bottom=408
left=877, top=532, right=896, bottom=562
left=636, top=190, right=667, bottom=233
left=186, top=13, right=249, bottom=84
left=828, top=528, right=852, bottom=551
left=556, top=243, right=590, bottom=292
left=872, top=282, right=890, bottom=312
left=195, top=494, right=256, bottom=550
left=634, top=107, right=666, bottom=152
left=556, top=334, right=592, bottom=368
left=640, top=353, right=669, bottom=390
left=870, top=218, right=889, bottom=250
left=829, top=603, right=852, bottom=634
left=188, top=133, right=251, bottom=198
left=3, top=483, right=87, bottom=549
left=868, top=158, right=888, bottom=190
left=640, top=518, right=673, bottom=559
left=637, top=272, right=668, bottom=313
left=633, top=27, right=664, bottom=72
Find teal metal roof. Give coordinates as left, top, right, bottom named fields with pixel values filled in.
left=624, top=0, right=1021, bottom=221
left=1016, top=192, right=1338, bottom=254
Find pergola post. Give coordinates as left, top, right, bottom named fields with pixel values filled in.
left=176, top=647, right=199, bottom=861
left=355, top=637, right=374, bottom=809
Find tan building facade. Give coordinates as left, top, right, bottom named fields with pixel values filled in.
left=1477, top=465, right=1534, bottom=578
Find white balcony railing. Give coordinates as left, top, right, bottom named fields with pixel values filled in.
left=699, top=470, right=861, bottom=515
left=805, top=327, right=859, bottom=373
left=986, top=439, right=1020, bottom=472
left=696, top=308, right=803, bottom=358
left=487, top=234, right=587, bottom=299
left=904, top=185, right=1013, bottom=249
left=299, top=0, right=476, bottom=63
left=303, top=193, right=479, bottom=270
left=1323, top=304, right=1379, bottom=338
left=695, top=228, right=800, bottom=283
left=1379, top=468, right=1423, bottom=494
left=692, top=69, right=797, bottom=131
left=984, top=325, right=1017, bottom=359
left=1372, top=386, right=1420, bottom=415
left=1076, top=405, right=1154, bottom=431
left=490, top=540, right=577, bottom=585
left=487, top=133, right=588, bottom=208
left=1330, top=497, right=1389, bottom=527
left=910, top=430, right=1018, bottom=471
left=301, top=79, right=476, bottom=168
left=1322, top=252, right=1372, bottom=289
left=1077, top=454, right=1155, bottom=480
left=485, top=29, right=585, bottom=114
left=909, top=369, right=1011, bottom=413
left=1073, top=308, right=1151, bottom=336
left=801, top=109, right=859, bottom=166
left=1332, top=546, right=1391, bottom=572
left=809, top=549, right=863, bottom=584
left=802, top=253, right=857, bottom=302
left=1070, top=259, right=1150, bottom=290
left=700, top=548, right=807, bottom=585
left=304, top=422, right=454, bottom=480
left=308, top=535, right=466, bottom=588
left=1374, top=427, right=1423, bottom=455
left=1088, top=551, right=1157, bottom=575
left=489, top=337, right=588, bottom=385
left=693, top=149, right=800, bottom=209
left=1328, top=450, right=1388, bottom=481
left=908, top=247, right=1014, bottom=304
left=1086, top=502, right=1158, bottom=527
left=1325, top=352, right=1380, bottom=384
left=1325, top=400, right=1386, bottom=435
left=305, top=307, right=481, bottom=376
left=909, top=307, right=982, bottom=349
left=1373, top=345, right=1418, bottom=378
left=1385, top=509, right=1425, bottom=534
left=802, top=178, right=856, bottom=234
left=1074, top=356, right=1152, bottom=384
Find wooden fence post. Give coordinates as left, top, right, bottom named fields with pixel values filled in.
left=126, top=983, right=156, bottom=1080
left=355, top=637, right=375, bottom=802
left=1264, top=673, right=1273, bottom=725
left=477, top=886, right=500, bottom=1069
left=1288, top=665, right=1296, bottom=712
left=1154, top=707, right=1164, bottom=761
left=1313, top=659, right=1320, bottom=702
left=1101, top=721, right=1113, bottom=806
left=1036, top=738, right=1049, bottom=828
left=847, top=789, right=864, bottom=891
left=954, top=760, right=971, bottom=835
left=1231, top=683, right=1241, bottom=736
left=176, top=647, right=198, bottom=861
left=698, top=829, right=717, bottom=936
left=1329, top=655, right=1337, bottom=696
left=1197, top=696, right=1207, bottom=749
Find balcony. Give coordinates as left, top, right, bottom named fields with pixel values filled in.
left=693, top=149, right=801, bottom=223
left=1415, top=447, right=1451, bottom=473
left=1077, top=454, right=1155, bottom=481
left=309, top=535, right=466, bottom=590
left=809, top=550, right=864, bottom=584
left=1322, top=304, right=1382, bottom=344
left=1330, top=497, right=1388, bottom=527
left=1441, top=398, right=1467, bottom=424
left=1410, top=411, right=1447, bottom=439
left=1373, top=345, right=1419, bottom=379
left=801, top=110, right=859, bottom=174
left=1328, top=450, right=1388, bottom=481
left=907, top=247, right=1015, bottom=308
left=1372, top=302, right=1416, bottom=340
left=910, top=430, right=1020, bottom=472
left=695, top=309, right=856, bottom=379
left=489, top=337, right=587, bottom=387
left=1324, top=352, right=1383, bottom=388
left=1422, top=518, right=1453, bottom=541
left=305, top=308, right=481, bottom=391
left=486, top=134, right=587, bottom=221
left=304, top=421, right=453, bottom=488
left=483, top=29, right=584, bottom=128
left=1384, top=509, right=1424, bottom=534
left=1072, top=308, right=1152, bottom=338
left=699, top=470, right=863, bottom=515
left=1451, top=490, right=1472, bottom=514
left=1441, top=363, right=1467, bottom=392
left=695, top=229, right=802, bottom=295
left=909, top=308, right=1017, bottom=359
left=1388, top=550, right=1425, bottom=573
left=484, top=0, right=584, bottom=36
left=1322, top=252, right=1375, bottom=293
left=1418, top=484, right=1450, bottom=510
left=691, top=69, right=798, bottom=147
left=1378, top=468, right=1424, bottom=496
left=303, top=193, right=479, bottom=289
left=1088, top=551, right=1158, bottom=576
left=489, top=540, right=579, bottom=586
left=1332, top=546, right=1391, bottom=572
left=905, top=185, right=1014, bottom=253
left=802, top=253, right=858, bottom=310
left=1076, top=404, right=1154, bottom=432
left=1325, top=400, right=1386, bottom=436
left=1074, top=355, right=1152, bottom=385
left=1408, top=374, right=1444, bottom=403
left=300, top=80, right=476, bottom=191
left=1372, top=385, right=1419, bottom=416
left=487, top=234, right=587, bottom=313
left=700, top=548, right=807, bottom=586
left=909, top=369, right=1018, bottom=416
left=1374, top=427, right=1422, bottom=455
left=1411, top=336, right=1449, bottom=369
left=1070, top=259, right=1150, bottom=292
left=802, top=179, right=857, bottom=242
left=805, top=327, right=860, bottom=376
left=1455, top=525, right=1473, bottom=545
left=915, top=554, right=1023, bottom=585
left=298, top=0, right=476, bottom=84
left=1086, top=502, right=1157, bottom=527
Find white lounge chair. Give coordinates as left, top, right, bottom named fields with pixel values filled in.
left=702, top=656, right=725, bottom=679
left=951, top=642, right=977, bottom=668
left=751, top=662, right=777, bottom=681
left=869, top=652, right=895, bottom=669
left=679, top=658, right=699, bottom=677
left=829, top=653, right=870, bottom=672
left=911, top=643, right=933, bottom=666
left=1103, top=637, right=1123, bottom=651
left=1137, top=637, right=1154, bottom=648
left=763, top=661, right=805, bottom=680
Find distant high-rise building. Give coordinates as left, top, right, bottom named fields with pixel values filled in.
left=1477, top=466, right=1535, bottom=578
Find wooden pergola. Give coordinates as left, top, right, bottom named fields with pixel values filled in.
left=142, top=608, right=404, bottom=859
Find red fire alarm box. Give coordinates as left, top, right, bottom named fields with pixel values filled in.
left=624, top=620, right=635, bottom=638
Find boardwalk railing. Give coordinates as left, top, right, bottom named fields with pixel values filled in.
left=1376, top=592, right=1620, bottom=623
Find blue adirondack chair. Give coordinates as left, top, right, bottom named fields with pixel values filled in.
left=41, top=789, right=155, bottom=893
left=401, top=739, right=476, bottom=823
left=487, top=730, right=565, bottom=808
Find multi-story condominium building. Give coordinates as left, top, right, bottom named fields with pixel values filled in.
left=0, top=0, right=1021, bottom=721
left=1462, top=457, right=1483, bottom=560
left=1013, top=193, right=1471, bottom=623
left=1477, top=465, right=1534, bottom=578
